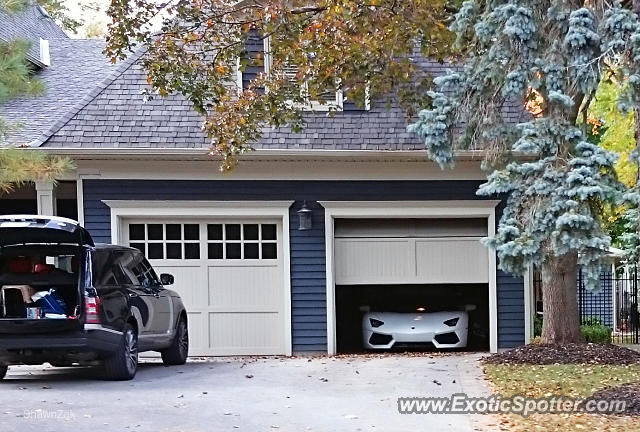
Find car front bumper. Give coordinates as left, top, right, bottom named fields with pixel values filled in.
left=362, top=312, right=469, bottom=349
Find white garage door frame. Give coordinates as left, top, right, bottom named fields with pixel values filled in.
left=102, top=200, right=294, bottom=356
left=321, top=200, right=502, bottom=354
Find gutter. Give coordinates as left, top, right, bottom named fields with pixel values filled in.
left=33, top=147, right=495, bottom=162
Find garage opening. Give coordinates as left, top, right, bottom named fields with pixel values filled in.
left=334, top=218, right=490, bottom=353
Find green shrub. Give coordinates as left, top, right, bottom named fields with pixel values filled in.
left=532, top=315, right=611, bottom=344
left=534, top=315, right=543, bottom=337
left=582, top=316, right=604, bottom=327
left=580, top=324, right=612, bottom=344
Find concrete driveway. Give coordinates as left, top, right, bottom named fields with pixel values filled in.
left=0, top=353, right=496, bottom=432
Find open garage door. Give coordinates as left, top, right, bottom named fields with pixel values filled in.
left=335, top=218, right=489, bottom=285
left=122, top=219, right=286, bottom=356
left=334, top=218, right=490, bottom=352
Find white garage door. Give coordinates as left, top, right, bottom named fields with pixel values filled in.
left=123, top=219, right=286, bottom=356
left=335, top=218, right=489, bottom=285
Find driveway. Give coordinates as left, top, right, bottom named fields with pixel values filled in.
left=0, top=353, right=497, bottom=432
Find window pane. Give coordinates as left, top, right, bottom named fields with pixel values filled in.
left=225, top=224, right=241, bottom=241
left=262, top=224, right=277, bottom=240
left=130, top=243, right=145, bottom=254
left=208, top=243, right=223, bottom=259
left=113, top=251, right=138, bottom=285
left=129, top=224, right=145, bottom=241
left=226, top=243, right=241, bottom=259
left=184, top=224, right=199, bottom=240
left=148, top=243, right=163, bottom=259
left=139, top=258, right=160, bottom=286
left=166, top=224, right=182, bottom=240
left=147, top=224, right=163, bottom=240
left=262, top=243, right=277, bottom=259
left=244, top=243, right=259, bottom=259
left=166, top=243, right=182, bottom=259
left=185, top=243, right=200, bottom=259
left=208, top=224, right=222, bottom=240
left=243, top=224, right=259, bottom=240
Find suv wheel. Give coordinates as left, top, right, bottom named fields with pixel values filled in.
left=103, top=324, right=138, bottom=380
left=161, top=318, right=189, bottom=366
left=0, top=365, right=7, bottom=380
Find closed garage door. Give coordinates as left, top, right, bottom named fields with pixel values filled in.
left=335, top=218, right=489, bottom=285
left=123, top=219, right=286, bottom=356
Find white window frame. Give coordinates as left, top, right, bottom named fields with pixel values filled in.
left=263, top=37, right=343, bottom=112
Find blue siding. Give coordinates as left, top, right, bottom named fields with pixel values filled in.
left=83, top=179, right=524, bottom=351
left=497, top=271, right=525, bottom=348
left=289, top=201, right=327, bottom=351
left=494, top=201, right=525, bottom=348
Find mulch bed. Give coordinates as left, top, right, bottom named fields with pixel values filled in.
left=483, top=343, right=640, bottom=365
left=586, top=382, right=640, bottom=416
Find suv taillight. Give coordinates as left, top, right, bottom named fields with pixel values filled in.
left=85, top=296, right=100, bottom=324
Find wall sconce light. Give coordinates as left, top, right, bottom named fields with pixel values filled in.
left=297, top=201, right=313, bottom=231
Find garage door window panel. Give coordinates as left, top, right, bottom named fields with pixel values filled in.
left=128, top=223, right=200, bottom=260
left=207, top=223, right=277, bottom=260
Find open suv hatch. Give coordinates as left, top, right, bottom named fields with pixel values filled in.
left=0, top=215, right=189, bottom=380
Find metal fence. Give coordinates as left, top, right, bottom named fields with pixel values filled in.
left=534, top=267, right=639, bottom=345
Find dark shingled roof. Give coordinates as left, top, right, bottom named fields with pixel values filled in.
left=1, top=38, right=116, bottom=145
left=0, top=1, right=68, bottom=66
left=37, top=50, right=527, bottom=151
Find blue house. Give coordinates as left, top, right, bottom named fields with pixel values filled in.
left=0, top=5, right=529, bottom=355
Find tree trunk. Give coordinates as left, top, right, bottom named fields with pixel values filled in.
left=540, top=252, right=584, bottom=344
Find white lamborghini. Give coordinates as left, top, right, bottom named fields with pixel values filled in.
left=362, top=310, right=470, bottom=349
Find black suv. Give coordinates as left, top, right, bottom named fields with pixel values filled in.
left=0, top=215, right=189, bottom=380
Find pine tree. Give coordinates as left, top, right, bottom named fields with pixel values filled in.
left=409, top=1, right=640, bottom=344
left=0, top=0, right=74, bottom=193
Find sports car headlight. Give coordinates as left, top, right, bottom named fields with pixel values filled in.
left=443, top=317, right=459, bottom=327
left=369, top=318, right=384, bottom=328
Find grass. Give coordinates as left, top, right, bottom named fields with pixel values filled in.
left=484, top=364, right=640, bottom=431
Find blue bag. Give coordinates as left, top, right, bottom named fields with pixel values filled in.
left=32, top=289, right=67, bottom=315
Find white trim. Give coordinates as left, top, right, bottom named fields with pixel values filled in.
left=39, top=38, right=50, bottom=66
left=324, top=212, right=336, bottom=355
left=103, top=200, right=294, bottom=212
left=102, top=200, right=294, bottom=356
left=35, top=180, right=56, bottom=216
left=282, top=210, right=292, bottom=355
left=524, top=266, right=534, bottom=344
left=76, top=175, right=85, bottom=226
left=66, top=159, right=487, bottom=182
left=84, top=324, right=123, bottom=335
left=320, top=200, right=501, bottom=355
left=487, top=210, right=497, bottom=353
left=364, top=84, right=371, bottom=111
left=235, top=56, right=243, bottom=91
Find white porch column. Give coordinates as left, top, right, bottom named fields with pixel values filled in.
left=35, top=180, right=57, bottom=216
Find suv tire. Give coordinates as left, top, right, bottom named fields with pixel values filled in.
left=161, top=318, right=189, bottom=366
left=0, top=365, right=7, bottom=380
left=103, top=324, right=138, bottom=380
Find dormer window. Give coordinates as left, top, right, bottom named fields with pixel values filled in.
left=263, top=37, right=343, bottom=112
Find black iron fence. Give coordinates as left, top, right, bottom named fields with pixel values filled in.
left=534, top=267, right=640, bottom=345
